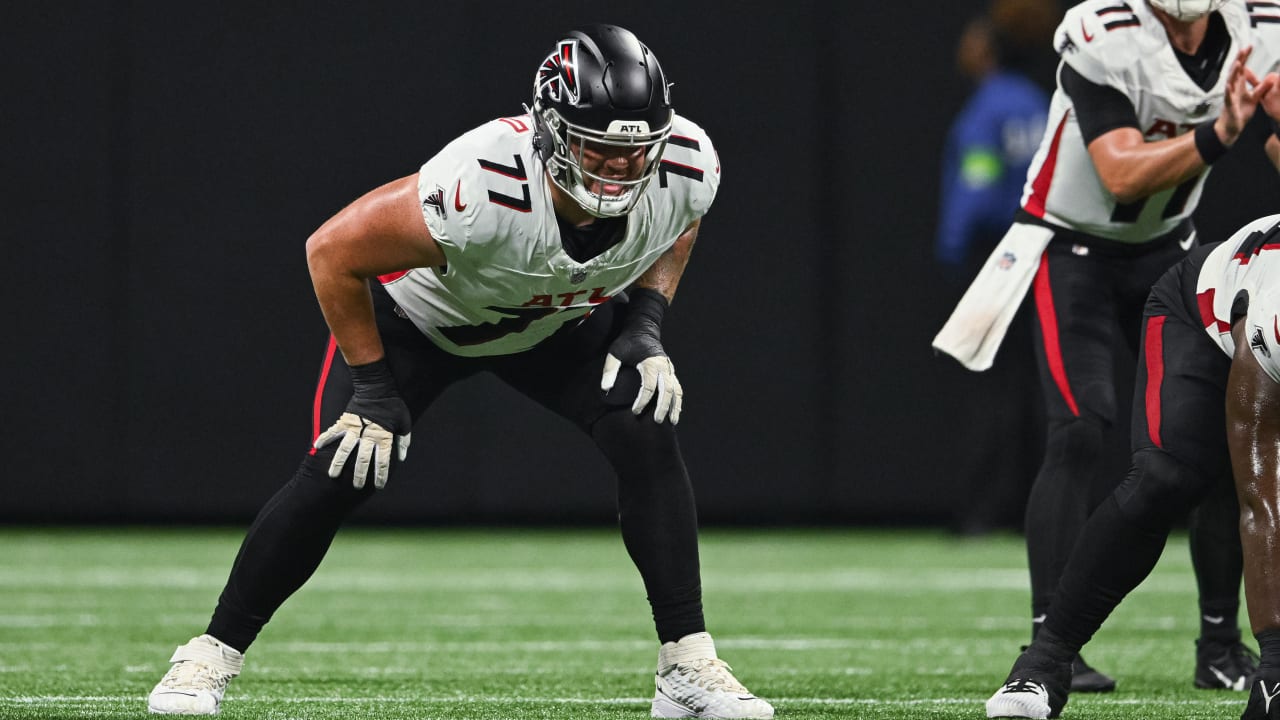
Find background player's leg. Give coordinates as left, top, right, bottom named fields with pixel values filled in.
left=1189, top=480, right=1253, bottom=689
left=1024, top=248, right=1123, bottom=643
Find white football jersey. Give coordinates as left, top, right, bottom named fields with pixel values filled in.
left=381, top=113, right=720, bottom=357
left=1021, top=0, right=1280, bottom=242
left=1197, top=213, right=1280, bottom=383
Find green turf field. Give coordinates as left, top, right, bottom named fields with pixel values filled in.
left=0, top=527, right=1254, bottom=719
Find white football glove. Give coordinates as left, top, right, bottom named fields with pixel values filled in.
left=313, top=411, right=410, bottom=490
left=600, top=288, right=682, bottom=424
left=602, top=353, right=683, bottom=424
left=312, top=358, right=412, bottom=490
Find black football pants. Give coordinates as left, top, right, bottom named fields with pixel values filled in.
left=205, top=284, right=704, bottom=651
left=1025, top=231, right=1240, bottom=634
left=1043, top=256, right=1237, bottom=650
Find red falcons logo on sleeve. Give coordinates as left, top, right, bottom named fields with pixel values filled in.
left=537, top=40, right=580, bottom=105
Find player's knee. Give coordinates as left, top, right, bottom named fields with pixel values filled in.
left=591, top=405, right=683, bottom=478
left=1045, top=414, right=1107, bottom=456
left=1113, top=449, right=1211, bottom=531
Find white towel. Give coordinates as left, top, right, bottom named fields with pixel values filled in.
left=932, top=222, right=1054, bottom=371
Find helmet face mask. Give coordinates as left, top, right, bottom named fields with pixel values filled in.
left=530, top=26, right=673, bottom=218
left=1147, top=0, right=1229, bottom=21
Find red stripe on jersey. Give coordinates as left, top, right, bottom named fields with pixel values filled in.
left=379, top=270, right=410, bottom=284
left=1234, top=242, right=1280, bottom=264
left=1196, top=288, right=1231, bottom=333
left=309, top=336, right=339, bottom=456
left=498, top=116, right=530, bottom=133
left=1143, top=315, right=1167, bottom=448
left=1024, top=111, right=1071, bottom=219
left=1033, top=253, right=1080, bottom=416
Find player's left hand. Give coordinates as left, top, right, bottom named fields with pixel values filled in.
left=1217, top=46, right=1275, bottom=145
left=601, top=288, right=683, bottom=424
left=313, top=358, right=412, bottom=490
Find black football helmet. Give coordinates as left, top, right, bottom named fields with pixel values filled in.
left=530, top=24, right=673, bottom=217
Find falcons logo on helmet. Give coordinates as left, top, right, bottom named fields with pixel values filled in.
left=537, top=39, right=580, bottom=105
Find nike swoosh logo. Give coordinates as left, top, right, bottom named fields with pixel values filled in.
left=1203, top=615, right=1225, bottom=624
left=1209, top=665, right=1246, bottom=690
left=1032, top=614, right=1047, bottom=624
left=1081, top=18, right=1094, bottom=42
left=454, top=179, right=467, bottom=212
left=1180, top=235, right=1195, bottom=252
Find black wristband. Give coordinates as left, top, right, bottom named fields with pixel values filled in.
left=626, top=287, right=669, bottom=329
left=1195, top=122, right=1229, bottom=165
left=347, top=358, right=398, bottom=398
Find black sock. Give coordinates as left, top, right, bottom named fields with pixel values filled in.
left=1258, top=629, right=1280, bottom=673
left=1199, top=601, right=1243, bottom=644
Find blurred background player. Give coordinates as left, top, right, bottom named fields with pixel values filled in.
left=987, top=211, right=1280, bottom=719
left=934, top=0, right=1056, bottom=537
left=144, top=24, right=772, bottom=719
left=939, top=0, right=1280, bottom=696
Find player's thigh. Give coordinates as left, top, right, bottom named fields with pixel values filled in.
left=314, top=284, right=474, bottom=430
left=494, top=297, right=644, bottom=430
left=1032, top=246, right=1124, bottom=422
left=1130, top=308, right=1231, bottom=478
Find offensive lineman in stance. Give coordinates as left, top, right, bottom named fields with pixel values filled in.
left=987, top=214, right=1280, bottom=719
left=146, top=25, right=773, bottom=719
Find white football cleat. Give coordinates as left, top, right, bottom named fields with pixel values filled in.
left=986, top=678, right=1054, bottom=718
left=651, top=632, right=774, bottom=719
left=148, top=634, right=243, bottom=715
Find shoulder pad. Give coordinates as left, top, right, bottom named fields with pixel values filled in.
left=1227, top=1, right=1280, bottom=75
left=1244, top=284, right=1280, bottom=385
left=417, top=118, right=538, bottom=256
left=1055, top=1, right=1145, bottom=87
left=662, top=115, right=721, bottom=217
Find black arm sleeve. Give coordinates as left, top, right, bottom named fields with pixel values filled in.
left=1060, top=62, right=1140, bottom=145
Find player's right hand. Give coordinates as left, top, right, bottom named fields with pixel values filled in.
left=312, top=358, right=412, bottom=490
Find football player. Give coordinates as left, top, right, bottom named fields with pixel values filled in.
left=939, top=0, right=1280, bottom=701
left=987, top=213, right=1280, bottom=719
left=146, top=24, right=773, bottom=719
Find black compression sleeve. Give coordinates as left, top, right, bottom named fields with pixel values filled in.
left=1060, top=63, right=1140, bottom=145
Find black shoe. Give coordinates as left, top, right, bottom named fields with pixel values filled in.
left=1197, top=638, right=1260, bottom=690
left=986, top=647, right=1072, bottom=718
left=1070, top=653, right=1116, bottom=693
left=1242, top=674, right=1280, bottom=719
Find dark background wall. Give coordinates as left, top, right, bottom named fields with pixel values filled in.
left=7, top=2, right=1278, bottom=525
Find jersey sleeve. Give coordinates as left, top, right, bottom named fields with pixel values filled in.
left=664, top=116, right=721, bottom=222
left=1243, top=285, right=1280, bottom=385
left=1054, top=2, right=1140, bottom=99
left=416, top=121, right=523, bottom=266
left=1245, top=3, right=1280, bottom=75
left=417, top=144, right=481, bottom=256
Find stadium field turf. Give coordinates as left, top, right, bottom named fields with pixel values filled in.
left=0, top=527, right=1253, bottom=719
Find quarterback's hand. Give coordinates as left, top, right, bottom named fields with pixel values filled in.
left=1216, top=46, right=1273, bottom=145
left=313, top=358, right=412, bottom=489
left=600, top=288, right=683, bottom=424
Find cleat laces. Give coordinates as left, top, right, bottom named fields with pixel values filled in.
left=670, top=658, right=750, bottom=694
left=158, top=661, right=233, bottom=693
left=1001, top=679, right=1046, bottom=695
